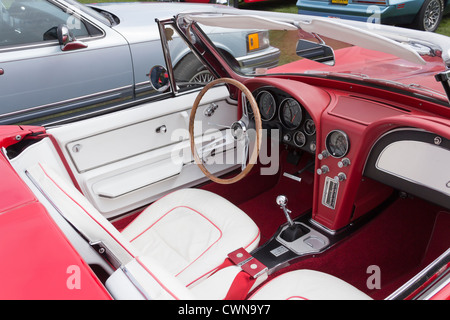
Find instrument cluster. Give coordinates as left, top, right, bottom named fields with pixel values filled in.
left=248, top=87, right=317, bottom=154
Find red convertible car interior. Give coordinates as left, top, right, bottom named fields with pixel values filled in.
left=0, top=7, right=449, bottom=300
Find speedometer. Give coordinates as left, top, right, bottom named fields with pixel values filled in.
left=325, top=130, right=350, bottom=158
left=257, top=91, right=276, bottom=121
left=280, top=98, right=302, bottom=129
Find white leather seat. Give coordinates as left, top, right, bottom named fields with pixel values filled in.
left=121, top=188, right=260, bottom=286
left=106, top=260, right=372, bottom=300
left=27, top=163, right=260, bottom=288
left=249, top=270, right=372, bottom=300
left=28, top=163, right=368, bottom=300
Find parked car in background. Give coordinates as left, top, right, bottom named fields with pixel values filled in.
left=0, top=0, right=279, bottom=125
left=175, top=0, right=270, bottom=7
left=297, top=0, right=450, bottom=32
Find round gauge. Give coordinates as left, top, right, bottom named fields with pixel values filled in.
left=293, top=131, right=306, bottom=147
left=280, top=98, right=302, bottom=129
left=325, top=130, right=350, bottom=158
left=304, top=119, right=316, bottom=135
left=257, top=91, right=276, bottom=121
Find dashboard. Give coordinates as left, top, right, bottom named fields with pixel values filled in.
left=249, top=86, right=317, bottom=154
left=242, top=76, right=450, bottom=232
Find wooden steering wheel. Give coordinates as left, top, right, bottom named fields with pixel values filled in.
left=189, top=78, right=262, bottom=184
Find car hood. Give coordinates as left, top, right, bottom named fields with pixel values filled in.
left=88, top=2, right=228, bottom=43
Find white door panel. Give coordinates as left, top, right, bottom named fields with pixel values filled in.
left=48, top=86, right=239, bottom=218
left=66, top=110, right=190, bottom=172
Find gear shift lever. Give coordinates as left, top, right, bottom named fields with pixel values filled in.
left=276, top=195, right=309, bottom=242
left=276, top=195, right=295, bottom=227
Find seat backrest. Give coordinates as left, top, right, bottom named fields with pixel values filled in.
left=27, top=163, right=139, bottom=264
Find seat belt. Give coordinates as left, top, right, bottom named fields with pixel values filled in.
left=212, top=248, right=268, bottom=300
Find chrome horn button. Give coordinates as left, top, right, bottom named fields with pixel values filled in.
left=230, top=120, right=247, bottom=140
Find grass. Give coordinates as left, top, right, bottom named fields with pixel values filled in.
left=437, top=15, right=450, bottom=36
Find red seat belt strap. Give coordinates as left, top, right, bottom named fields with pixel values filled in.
left=223, top=248, right=268, bottom=300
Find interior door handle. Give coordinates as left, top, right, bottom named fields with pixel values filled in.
left=156, top=125, right=167, bottom=133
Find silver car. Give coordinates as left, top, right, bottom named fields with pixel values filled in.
left=0, top=0, right=279, bottom=125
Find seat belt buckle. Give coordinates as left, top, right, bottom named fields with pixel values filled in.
left=228, top=247, right=253, bottom=266
left=228, top=248, right=268, bottom=279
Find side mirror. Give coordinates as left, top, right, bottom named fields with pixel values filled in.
left=57, top=24, right=87, bottom=51
left=149, top=65, right=170, bottom=92
left=296, top=40, right=335, bottom=66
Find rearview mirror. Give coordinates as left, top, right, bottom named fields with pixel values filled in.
left=296, top=40, right=335, bottom=66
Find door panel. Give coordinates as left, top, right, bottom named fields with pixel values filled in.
left=49, top=86, right=239, bottom=218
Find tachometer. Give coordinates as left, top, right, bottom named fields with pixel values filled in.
left=257, top=91, right=276, bottom=121
left=325, top=130, right=350, bottom=158
left=280, top=98, right=302, bottom=129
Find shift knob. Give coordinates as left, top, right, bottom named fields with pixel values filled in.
left=276, top=195, right=288, bottom=207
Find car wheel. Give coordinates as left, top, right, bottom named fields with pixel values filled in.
left=413, top=0, right=444, bottom=32
left=174, top=54, right=215, bottom=84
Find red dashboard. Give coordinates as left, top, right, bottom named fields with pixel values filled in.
left=243, top=76, right=450, bottom=231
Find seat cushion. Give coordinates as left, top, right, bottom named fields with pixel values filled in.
left=249, top=270, right=372, bottom=300
left=121, top=189, right=260, bottom=287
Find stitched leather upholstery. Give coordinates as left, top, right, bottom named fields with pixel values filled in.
left=249, top=270, right=372, bottom=300
left=121, top=188, right=260, bottom=286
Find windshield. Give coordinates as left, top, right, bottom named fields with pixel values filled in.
left=183, top=12, right=449, bottom=102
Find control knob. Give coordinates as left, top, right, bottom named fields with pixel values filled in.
left=338, top=158, right=351, bottom=168
left=317, top=165, right=329, bottom=175
left=334, top=172, right=347, bottom=182
left=318, top=150, right=329, bottom=160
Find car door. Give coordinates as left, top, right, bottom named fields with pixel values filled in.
left=0, top=0, right=133, bottom=125
left=45, top=21, right=241, bottom=218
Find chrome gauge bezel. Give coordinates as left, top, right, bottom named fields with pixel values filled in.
left=279, top=98, right=303, bottom=130
left=256, top=90, right=277, bottom=121
left=293, top=131, right=306, bottom=147
left=304, top=119, right=316, bottom=135
left=325, top=129, right=350, bottom=158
